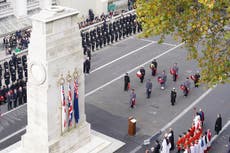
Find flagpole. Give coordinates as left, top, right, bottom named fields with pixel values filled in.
left=58, top=74, right=65, bottom=135
left=66, top=71, right=72, bottom=132
left=73, top=69, right=79, bottom=128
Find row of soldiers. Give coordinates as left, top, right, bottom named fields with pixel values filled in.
left=0, top=79, right=27, bottom=109
left=81, top=12, right=142, bottom=55
left=0, top=53, right=27, bottom=89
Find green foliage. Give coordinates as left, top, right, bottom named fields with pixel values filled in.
left=136, top=0, right=230, bottom=87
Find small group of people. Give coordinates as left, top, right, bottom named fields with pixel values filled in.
left=2, top=29, right=31, bottom=55
left=124, top=59, right=201, bottom=108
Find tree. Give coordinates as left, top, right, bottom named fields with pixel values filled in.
left=136, top=0, right=230, bottom=86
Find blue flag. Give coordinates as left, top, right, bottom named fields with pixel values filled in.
left=73, top=80, right=79, bottom=123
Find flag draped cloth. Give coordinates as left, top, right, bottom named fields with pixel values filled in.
left=73, top=79, right=80, bottom=123
left=67, top=83, right=73, bottom=128
left=61, top=84, right=67, bottom=132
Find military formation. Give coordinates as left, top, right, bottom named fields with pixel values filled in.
left=81, top=12, right=142, bottom=55
left=0, top=53, right=27, bottom=110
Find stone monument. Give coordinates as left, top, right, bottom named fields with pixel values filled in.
left=3, top=6, right=124, bottom=153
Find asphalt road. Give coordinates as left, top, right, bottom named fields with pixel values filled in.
left=0, top=35, right=229, bottom=153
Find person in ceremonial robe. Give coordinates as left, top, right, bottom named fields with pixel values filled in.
left=161, top=133, right=171, bottom=153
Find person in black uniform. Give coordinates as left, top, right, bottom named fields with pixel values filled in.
left=170, top=88, right=177, bottom=106
left=11, top=67, right=16, bottom=83
left=22, top=83, right=27, bottom=103
left=4, top=69, right=10, bottom=87
left=139, top=67, right=145, bottom=83
left=17, top=86, right=23, bottom=105
left=18, top=66, right=23, bottom=80
left=83, top=57, right=91, bottom=74
left=124, top=73, right=130, bottom=91
left=12, top=89, right=17, bottom=108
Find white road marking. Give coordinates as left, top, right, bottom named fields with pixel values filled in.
left=0, top=127, right=26, bottom=144
left=0, top=42, right=184, bottom=144
left=210, top=120, right=230, bottom=144
left=130, top=86, right=215, bottom=153
left=85, top=42, right=184, bottom=97
left=90, top=41, right=156, bottom=74
left=1, top=103, right=27, bottom=117
left=140, top=38, right=177, bottom=47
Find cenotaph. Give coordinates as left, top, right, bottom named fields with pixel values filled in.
left=3, top=6, right=124, bottom=153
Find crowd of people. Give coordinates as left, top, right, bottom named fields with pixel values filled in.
left=78, top=0, right=136, bottom=29
left=145, top=111, right=224, bottom=153
left=0, top=53, right=27, bottom=110
left=2, top=29, right=31, bottom=55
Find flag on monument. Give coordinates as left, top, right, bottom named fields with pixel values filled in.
left=73, top=79, right=80, bottom=123
left=68, top=83, right=73, bottom=128
left=61, top=85, right=67, bottom=132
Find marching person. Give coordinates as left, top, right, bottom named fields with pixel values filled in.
left=130, top=89, right=136, bottom=109
left=183, top=77, right=191, bottom=97
left=193, top=71, right=200, bottom=88
left=124, top=73, right=130, bottom=91
left=158, top=70, right=167, bottom=90
left=150, top=59, right=158, bottom=76
left=146, top=79, right=152, bottom=98
left=140, top=67, right=145, bottom=83
left=214, top=113, right=222, bottom=135
left=170, top=63, right=179, bottom=82
left=170, top=88, right=177, bottom=106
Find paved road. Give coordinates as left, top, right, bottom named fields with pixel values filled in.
left=0, top=35, right=229, bottom=153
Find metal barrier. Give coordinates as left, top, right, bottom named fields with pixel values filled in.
left=0, top=49, right=28, bottom=63
left=80, top=9, right=136, bottom=32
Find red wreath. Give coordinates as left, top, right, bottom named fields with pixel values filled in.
left=170, top=68, right=176, bottom=75
left=136, top=71, right=142, bottom=78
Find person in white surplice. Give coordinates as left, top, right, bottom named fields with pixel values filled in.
left=161, top=133, right=171, bottom=153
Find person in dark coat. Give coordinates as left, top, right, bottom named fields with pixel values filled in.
left=22, top=85, right=27, bottom=103
left=130, top=89, right=136, bottom=109
left=139, top=67, right=145, bottom=83
left=146, top=79, right=152, bottom=98
left=170, top=88, right=177, bottom=106
left=124, top=73, right=130, bottom=91
left=150, top=59, right=158, bottom=76
left=6, top=91, right=12, bottom=110
left=215, top=113, right=222, bottom=135
left=17, top=86, right=23, bottom=105
left=4, top=69, right=10, bottom=87
left=83, top=57, right=91, bottom=74
left=12, top=89, right=17, bottom=108
left=151, top=140, right=161, bottom=153
left=168, top=128, right=175, bottom=150
left=194, top=71, right=200, bottom=88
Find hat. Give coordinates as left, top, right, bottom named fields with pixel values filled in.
left=173, top=87, right=176, bottom=90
